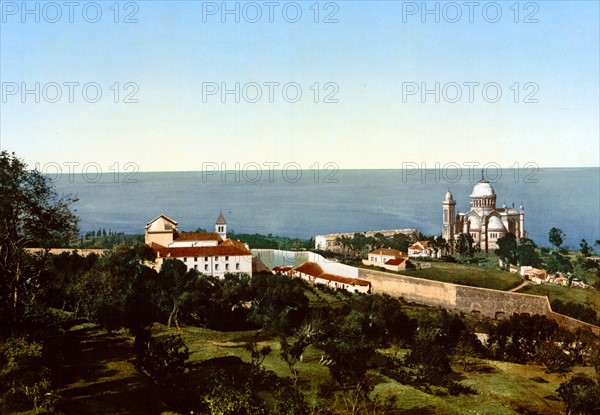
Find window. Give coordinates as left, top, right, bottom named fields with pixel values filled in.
left=194, top=265, right=198, bottom=270
left=225, top=256, right=229, bottom=261
left=236, top=263, right=240, bottom=270
left=194, top=257, right=198, bottom=262
left=215, top=264, right=219, bottom=270
left=215, top=256, right=218, bottom=260
left=225, top=264, right=229, bottom=270
left=183, top=257, right=187, bottom=262
left=204, top=257, right=208, bottom=261
left=204, top=264, right=208, bottom=271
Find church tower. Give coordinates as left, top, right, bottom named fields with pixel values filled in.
left=215, top=212, right=227, bottom=240
left=442, top=190, right=456, bottom=246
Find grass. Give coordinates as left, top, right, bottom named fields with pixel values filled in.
left=521, top=283, right=600, bottom=320
left=150, top=322, right=581, bottom=415
left=399, top=261, right=523, bottom=291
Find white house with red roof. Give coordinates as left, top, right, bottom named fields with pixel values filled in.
left=145, top=213, right=252, bottom=278
left=362, top=248, right=408, bottom=271
left=408, top=241, right=434, bottom=258
left=290, top=261, right=371, bottom=293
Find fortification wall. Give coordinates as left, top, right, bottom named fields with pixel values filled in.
left=358, top=269, right=457, bottom=309
left=357, top=268, right=600, bottom=335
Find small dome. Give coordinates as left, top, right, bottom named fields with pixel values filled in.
left=444, top=190, right=453, bottom=201
left=488, top=216, right=507, bottom=232
left=471, top=180, right=496, bottom=198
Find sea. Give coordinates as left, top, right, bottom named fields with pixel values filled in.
left=51, top=168, right=599, bottom=250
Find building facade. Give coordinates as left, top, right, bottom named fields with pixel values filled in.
left=443, top=177, right=525, bottom=253
left=145, top=213, right=252, bottom=277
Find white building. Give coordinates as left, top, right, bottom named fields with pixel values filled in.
left=363, top=248, right=408, bottom=271
left=443, top=173, right=525, bottom=253
left=145, top=213, right=252, bottom=278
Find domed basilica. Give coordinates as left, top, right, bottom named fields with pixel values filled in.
left=443, top=176, right=525, bottom=253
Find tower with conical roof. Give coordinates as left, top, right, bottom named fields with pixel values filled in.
left=215, top=212, right=227, bottom=240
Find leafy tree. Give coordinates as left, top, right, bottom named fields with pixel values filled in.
left=496, top=233, right=518, bottom=266
left=157, top=259, right=202, bottom=329
left=321, top=311, right=374, bottom=385
left=549, top=227, right=566, bottom=250
left=517, top=238, right=542, bottom=267
left=137, top=334, right=189, bottom=389
left=455, top=234, right=475, bottom=258
left=556, top=374, right=600, bottom=415
left=487, top=314, right=565, bottom=364
left=0, top=151, right=79, bottom=326
left=580, top=239, right=592, bottom=257
left=78, top=243, right=158, bottom=334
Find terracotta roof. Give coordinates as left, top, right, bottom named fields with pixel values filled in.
left=369, top=248, right=406, bottom=257
left=409, top=241, right=429, bottom=250
left=294, top=262, right=324, bottom=278
left=175, top=232, right=222, bottom=242
left=150, top=240, right=251, bottom=258
left=319, top=273, right=371, bottom=287
left=216, top=212, right=227, bottom=224
left=281, top=266, right=293, bottom=272
left=384, top=258, right=406, bottom=266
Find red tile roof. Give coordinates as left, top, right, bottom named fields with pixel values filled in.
left=294, top=262, right=370, bottom=287
left=150, top=239, right=251, bottom=258
left=384, top=258, right=406, bottom=266
left=319, top=273, right=371, bottom=287
left=294, top=262, right=324, bottom=278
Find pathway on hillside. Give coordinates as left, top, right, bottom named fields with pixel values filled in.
left=55, top=324, right=170, bottom=414
left=509, top=280, right=530, bottom=292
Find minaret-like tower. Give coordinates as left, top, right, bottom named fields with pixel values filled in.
left=216, top=212, right=227, bottom=240
left=442, top=189, right=456, bottom=246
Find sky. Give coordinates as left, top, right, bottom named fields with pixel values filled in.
left=1, top=1, right=599, bottom=172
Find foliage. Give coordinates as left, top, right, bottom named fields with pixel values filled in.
left=137, top=334, right=189, bottom=389
left=517, top=238, right=542, bottom=267
left=0, top=151, right=79, bottom=327
left=548, top=227, right=566, bottom=250
left=551, top=299, right=599, bottom=326
left=74, top=233, right=143, bottom=249
left=78, top=243, right=159, bottom=334
left=0, top=337, right=58, bottom=413
left=455, top=233, right=476, bottom=258
left=556, top=374, right=600, bottom=415
left=487, top=314, right=568, bottom=364
left=249, top=272, right=310, bottom=334
left=496, top=233, right=518, bottom=266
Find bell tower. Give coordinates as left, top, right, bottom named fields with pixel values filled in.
left=215, top=212, right=227, bottom=240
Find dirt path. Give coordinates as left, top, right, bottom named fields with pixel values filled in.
left=55, top=324, right=170, bottom=414
left=509, top=280, right=530, bottom=292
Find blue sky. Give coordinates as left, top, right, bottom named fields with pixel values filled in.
left=1, top=1, right=599, bottom=171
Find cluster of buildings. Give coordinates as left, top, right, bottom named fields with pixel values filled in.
left=144, top=213, right=253, bottom=278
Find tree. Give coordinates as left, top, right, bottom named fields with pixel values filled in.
left=556, top=374, right=600, bottom=415
left=516, top=238, right=542, bottom=267
left=496, top=233, right=518, bottom=266
left=455, top=234, right=475, bottom=258
left=157, top=259, right=201, bottom=329
left=580, top=239, right=592, bottom=257
left=549, top=227, right=566, bottom=251
left=0, top=151, right=79, bottom=326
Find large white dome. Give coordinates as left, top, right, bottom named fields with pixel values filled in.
left=471, top=180, right=496, bottom=197
left=488, top=216, right=507, bottom=232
